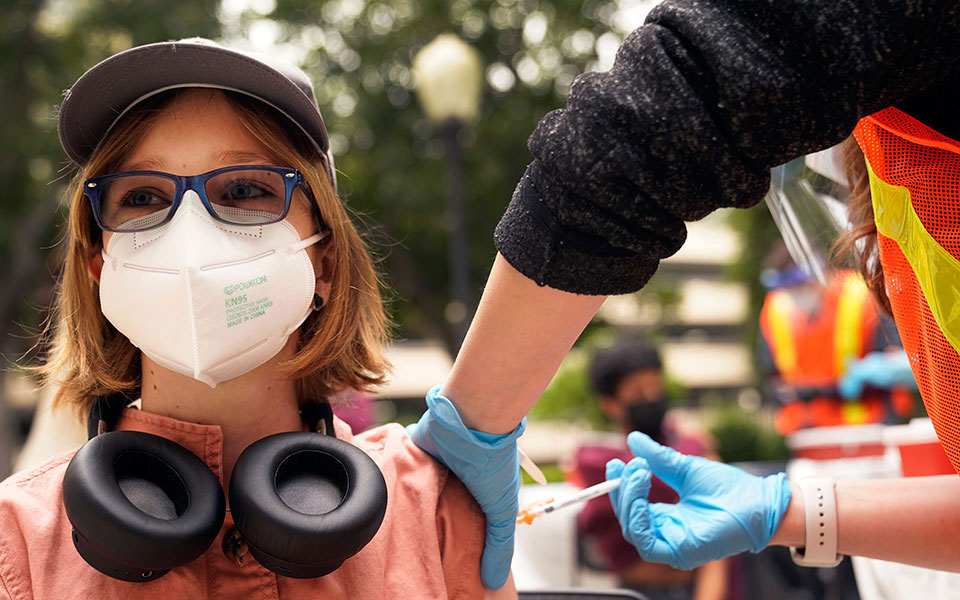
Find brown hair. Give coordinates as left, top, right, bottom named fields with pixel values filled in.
left=832, top=135, right=892, bottom=315
left=39, top=89, right=391, bottom=414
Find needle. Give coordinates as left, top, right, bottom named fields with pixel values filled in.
left=516, top=478, right=621, bottom=525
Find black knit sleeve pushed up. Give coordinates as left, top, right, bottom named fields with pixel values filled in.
left=494, top=0, right=960, bottom=295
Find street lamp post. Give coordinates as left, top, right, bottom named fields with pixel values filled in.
left=413, top=34, right=483, bottom=350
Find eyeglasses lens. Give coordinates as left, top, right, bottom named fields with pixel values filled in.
left=205, top=169, right=288, bottom=225
left=100, top=175, right=177, bottom=232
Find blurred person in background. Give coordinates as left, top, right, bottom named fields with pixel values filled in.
left=573, top=340, right=727, bottom=600
left=757, top=244, right=915, bottom=435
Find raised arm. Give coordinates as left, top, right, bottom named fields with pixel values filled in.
left=439, top=254, right=606, bottom=433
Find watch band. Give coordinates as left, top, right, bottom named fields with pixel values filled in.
left=789, top=477, right=842, bottom=567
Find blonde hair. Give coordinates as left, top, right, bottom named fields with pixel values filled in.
left=40, top=89, right=391, bottom=415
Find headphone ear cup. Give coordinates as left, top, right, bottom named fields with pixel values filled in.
left=229, top=432, right=387, bottom=578
left=62, top=431, right=226, bottom=581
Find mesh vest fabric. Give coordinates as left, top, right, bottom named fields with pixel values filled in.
left=855, top=107, right=960, bottom=475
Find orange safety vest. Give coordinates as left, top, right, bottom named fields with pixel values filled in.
left=855, top=107, right=960, bottom=475
left=759, top=271, right=878, bottom=387
left=759, top=271, right=890, bottom=433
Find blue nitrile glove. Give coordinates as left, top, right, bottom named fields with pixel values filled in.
left=838, top=350, right=918, bottom=400
left=407, top=385, right=524, bottom=589
left=607, top=432, right=791, bottom=570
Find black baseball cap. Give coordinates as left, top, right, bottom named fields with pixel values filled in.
left=57, top=37, right=336, bottom=186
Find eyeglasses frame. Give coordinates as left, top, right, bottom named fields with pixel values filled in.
left=83, top=165, right=311, bottom=233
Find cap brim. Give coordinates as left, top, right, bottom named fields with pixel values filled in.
left=58, top=40, right=330, bottom=167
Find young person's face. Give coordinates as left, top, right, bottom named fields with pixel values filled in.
left=98, top=89, right=319, bottom=249
left=91, top=89, right=329, bottom=286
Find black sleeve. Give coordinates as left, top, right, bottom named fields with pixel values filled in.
left=494, top=0, right=960, bottom=295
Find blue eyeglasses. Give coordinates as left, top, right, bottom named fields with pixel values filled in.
left=84, top=165, right=309, bottom=233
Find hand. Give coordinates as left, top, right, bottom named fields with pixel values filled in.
left=838, top=350, right=917, bottom=399
left=407, top=385, right=524, bottom=589
left=607, top=432, right=791, bottom=570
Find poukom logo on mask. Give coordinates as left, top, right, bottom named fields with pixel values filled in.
left=224, top=275, right=268, bottom=296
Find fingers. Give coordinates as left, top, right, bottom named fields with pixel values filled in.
left=623, top=501, right=678, bottom=568
left=615, top=458, right=651, bottom=530
left=606, top=458, right=626, bottom=508
left=607, top=458, right=677, bottom=566
left=480, top=518, right=514, bottom=589
left=627, top=431, right=689, bottom=490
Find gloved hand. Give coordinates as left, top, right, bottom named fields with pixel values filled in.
left=407, top=385, right=524, bottom=589
left=838, top=350, right=917, bottom=399
left=607, top=431, right=791, bottom=570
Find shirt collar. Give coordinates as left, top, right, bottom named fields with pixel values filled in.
left=111, top=406, right=355, bottom=484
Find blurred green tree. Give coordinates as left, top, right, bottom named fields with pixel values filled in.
left=0, top=0, right=220, bottom=475
left=725, top=203, right=781, bottom=375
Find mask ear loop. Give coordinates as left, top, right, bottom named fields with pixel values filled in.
left=287, top=179, right=333, bottom=255
left=288, top=229, right=329, bottom=254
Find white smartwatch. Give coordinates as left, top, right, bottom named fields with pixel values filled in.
left=789, top=477, right=843, bottom=567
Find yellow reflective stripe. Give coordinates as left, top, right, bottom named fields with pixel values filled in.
left=834, top=274, right=868, bottom=374
left=766, top=292, right=799, bottom=378
left=868, top=159, right=960, bottom=356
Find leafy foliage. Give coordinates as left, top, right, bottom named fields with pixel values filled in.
left=724, top=203, right=781, bottom=374
left=529, top=348, right=607, bottom=428
left=706, top=401, right=789, bottom=463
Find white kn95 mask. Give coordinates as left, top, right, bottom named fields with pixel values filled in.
left=98, top=191, right=327, bottom=387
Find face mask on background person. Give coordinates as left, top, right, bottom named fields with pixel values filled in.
left=98, top=191, right=327, bottom=387
left=625, top=397, right=668, bottom=439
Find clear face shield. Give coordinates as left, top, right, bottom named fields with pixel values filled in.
left=764, top=145, right=852, bottom=287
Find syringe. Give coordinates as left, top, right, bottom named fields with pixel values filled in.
left=516, top=478, right=621, bottom=525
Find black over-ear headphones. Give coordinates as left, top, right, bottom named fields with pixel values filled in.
left=62, top=395, right=388, bottom=582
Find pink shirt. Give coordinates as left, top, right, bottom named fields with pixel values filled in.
left=0, top=408, right=517, bottom=600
